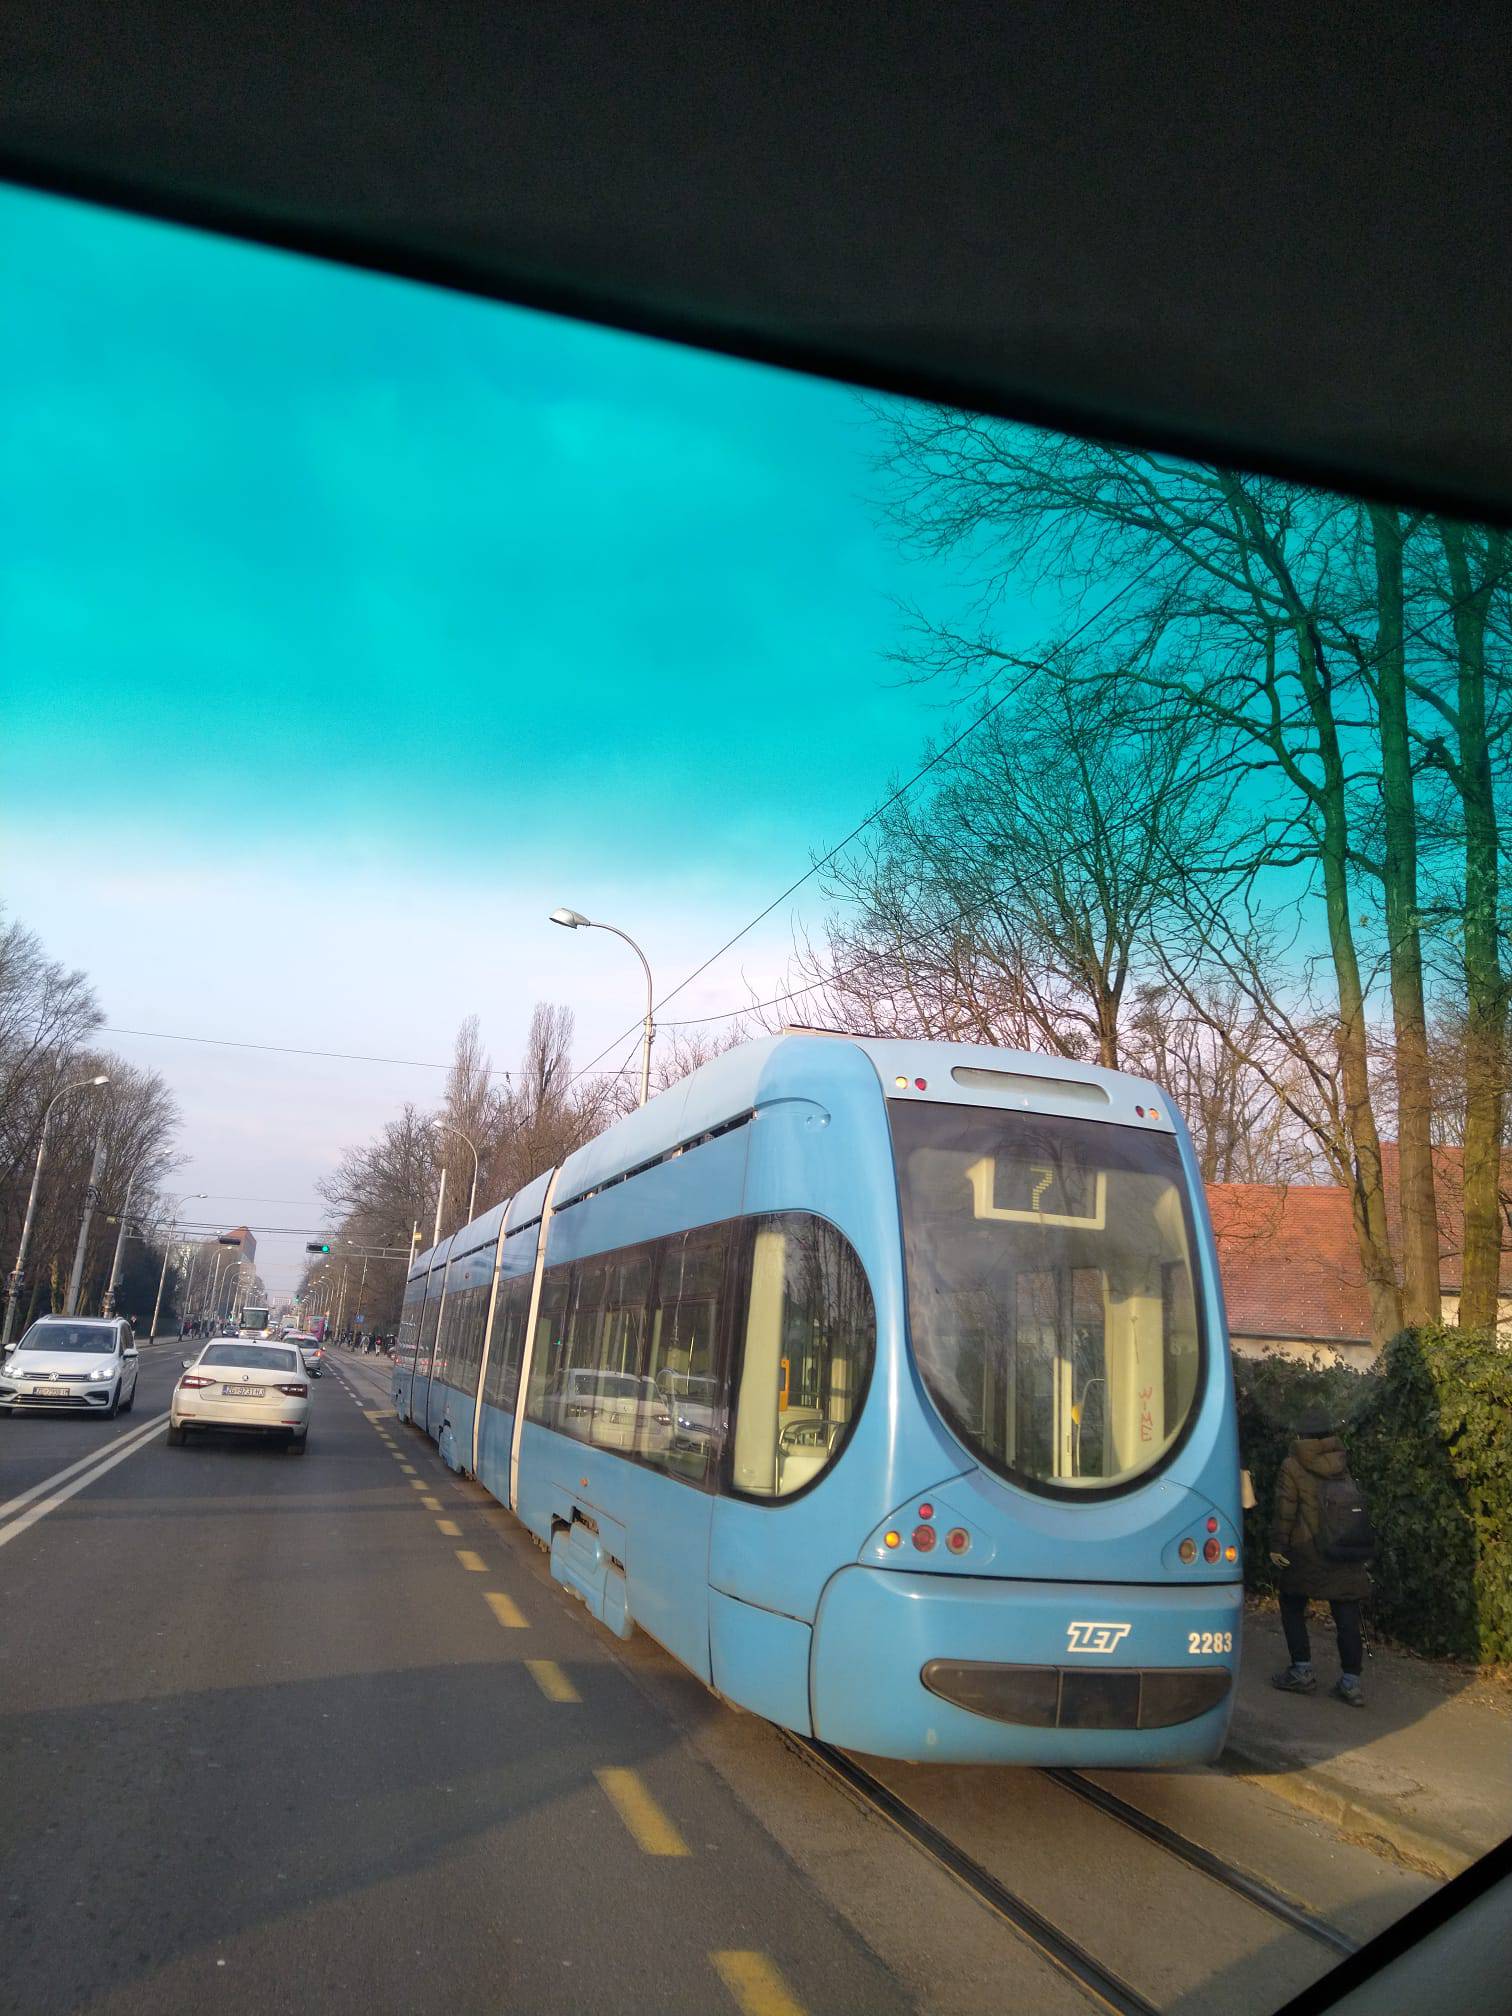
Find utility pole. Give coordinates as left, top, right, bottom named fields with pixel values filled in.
left=431, top=1165, right=447, bottom=1249
left=65, top=1130, right=109, bottom=1315
left=103, top=1151, right=158, bottom=1317
left=2, top=1072, right=109, bottom=1345
left=149, top=1232, right=179, bottom=1341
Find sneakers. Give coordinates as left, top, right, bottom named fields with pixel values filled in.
left=1332, top=1677, right=1366, bottom=1708
left=1271, top=1664, right=1317, bottom=1694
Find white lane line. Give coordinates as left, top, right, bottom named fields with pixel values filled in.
left=0, top=1413, right=171, bottom=1552
left=0, top=1410, right=167, bottom=1524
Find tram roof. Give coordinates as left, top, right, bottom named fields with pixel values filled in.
left=552, top=1032, right=1181, bottom=1211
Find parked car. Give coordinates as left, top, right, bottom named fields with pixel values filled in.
left=168, top=1340, right=311, bottom=1451
left=0, top=1316, right=139, bottom=1418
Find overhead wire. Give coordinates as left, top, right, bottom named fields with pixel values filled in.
left=100, top=1024, right=631, bottom=1077
left=563, top=537, right=1184, bottom=1082
left=609, top=529, right=1512, bottom=1049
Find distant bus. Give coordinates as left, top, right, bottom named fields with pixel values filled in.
left=238, top=1305, right=273, bottom=1338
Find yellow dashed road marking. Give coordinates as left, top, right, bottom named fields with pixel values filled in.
left=435, top=1518, right=462, bottom=1536
left=712, top=1952, right=807, bottom=2016
left=455, top=1549, right=487, bottom=1572
left=484, top=1591, right=528, bottom=1629
left=421, top=1494, right=442, bottom=1511
left=400, top=1464, right=417, bottom=1475
left=525, top=1658, right=578, bottom=1701
left=409, top=1480, right=427, bottom=1491
left=594, top=1767, right=690, bottom=1857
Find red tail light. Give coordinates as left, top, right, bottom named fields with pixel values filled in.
left=277, top=1382, right=308, bottom=1397
left=180, top=1374, right=214, bottom=1389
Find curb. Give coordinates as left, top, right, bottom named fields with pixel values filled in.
left=1219, top=1736, right=1478, bottom=1880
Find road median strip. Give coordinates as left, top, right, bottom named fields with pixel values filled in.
left=712, top=1951, right=807, bottom=2016
left=595, top=1767, right=690, bottom=1856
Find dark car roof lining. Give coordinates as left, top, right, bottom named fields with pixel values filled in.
left=2, top=3, right=1508, bottom=523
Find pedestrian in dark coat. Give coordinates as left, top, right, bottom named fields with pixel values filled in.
left=1269, top=1408, right=1371, bottom=1706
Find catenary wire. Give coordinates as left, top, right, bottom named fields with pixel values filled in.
left=562, top=539, right=1186, bottom=1084
left=627, top=546, right=1512, bottom=1045
left=101, top=1024, right=630, bottom=1077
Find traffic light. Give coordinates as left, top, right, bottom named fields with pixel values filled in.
left=306, top=1241, right=332, bottom=1254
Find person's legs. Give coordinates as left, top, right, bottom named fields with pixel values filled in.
left=1329, top=1600, right=1365, bottom=1703
left=1272, top=1590, right=1317, bottom=1690
left=1279, top=1590, right=1313, bottom=1665
left=1331, top=1600, right=1363, bottom=1675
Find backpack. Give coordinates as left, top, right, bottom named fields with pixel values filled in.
left=1317, top=1472, right=1376, bottom=1563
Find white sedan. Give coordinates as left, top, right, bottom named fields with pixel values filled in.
left=168, top=1340, right=312, bottom=1452
left=283, top=1331, right=326, bottom=1377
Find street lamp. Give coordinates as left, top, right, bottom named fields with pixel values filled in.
left=2, top=1072, right=110, bottom=1346
left=550, top=907, right=655, bottom=1107
left=431, top=1118, right=480, bottom=1225
left=103, top=1150, right=171, bottom=1317
left=147, top=1193, right=208, bottom=1340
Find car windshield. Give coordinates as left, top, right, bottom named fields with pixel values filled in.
left=890, top=1101, right=1204, bottom=1495
left=5, top=159, right=1505, bottom=2016
left=16, top=1323, right=116, bottom=1353
left=198, top=1345, right=300, bottom=1372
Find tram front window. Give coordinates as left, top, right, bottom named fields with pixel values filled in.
left=890, top=1102, right=1204, bottom=1495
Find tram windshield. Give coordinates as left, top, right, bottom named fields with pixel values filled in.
left=890, top=1101, right=1204, bottom=1494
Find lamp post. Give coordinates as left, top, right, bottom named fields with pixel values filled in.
left=431, top=1118, right=480, bottom=1225
left=550, top=907, right=655, bottom=1106
left=103, top=1150, right=170, bottom=1317
left=65, top=1128, right=109, bottom=1316
left=148, top=1193, right=208, bottom=1339
left=2, top=1072, right=110, bottom=1345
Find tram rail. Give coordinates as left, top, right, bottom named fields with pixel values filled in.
left=1043, top=1768, right=1358, bottom=1958
left=790, top=1736, right=1358, bottom=2016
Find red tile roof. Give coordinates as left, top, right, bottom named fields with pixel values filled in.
left=1207, top=1147, right=1512, bottom=1342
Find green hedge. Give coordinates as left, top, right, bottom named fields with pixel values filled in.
left=1235, top=1326, right=1512, bottom=1664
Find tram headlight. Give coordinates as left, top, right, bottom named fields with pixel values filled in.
left=1179, top=1538, right=1198, bottom=1563
left=911, top=1523, right=937, bottom=1552
left=944, top=1527, right=970, bottom=1555
left=1203, top=1538, right=1221, bottom=1563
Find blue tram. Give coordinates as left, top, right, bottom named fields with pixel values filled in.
left=392, top=1033, right=1242, bottom=1764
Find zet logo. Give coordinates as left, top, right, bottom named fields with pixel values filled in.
left=1066, top=1621, right=1133, bottom=1655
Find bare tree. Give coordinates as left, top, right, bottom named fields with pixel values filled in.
left=872, top=413, right=1457, bottom=1341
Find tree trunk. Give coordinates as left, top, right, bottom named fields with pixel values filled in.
left=1441, top=523, right=1508, bottom=1333
left=1369, top=507, right=1440, bottom=1325
left=1303, top=628, right=1405, bottom=1344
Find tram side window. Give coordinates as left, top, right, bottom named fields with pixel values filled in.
left=418, top=1285, right=443, bottom=1369
left=483, top=1273, right=531, bottom=1414
left=449, top=1276, right=489, bottom=1395
left=731, top=1213, right=875, bottom=1500
left=642, top=1223, right=728, bottom=1485
left=524, top=1269, right=573, bottom=1426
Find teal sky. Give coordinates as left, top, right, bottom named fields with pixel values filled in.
left=2, top=184, right=982, bottom=870
left=1, top=184, right=1023, bottom=1290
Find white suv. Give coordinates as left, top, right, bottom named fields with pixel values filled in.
left=0, top=1316, right=140, bottom=1418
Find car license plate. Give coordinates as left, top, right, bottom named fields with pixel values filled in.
left=31, top=1383, right=62, bottom=1395
left=223, top=1384, right=266, bottom=1398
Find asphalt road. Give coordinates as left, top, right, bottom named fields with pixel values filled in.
left=0, top=1348, right=1433, bottom=2016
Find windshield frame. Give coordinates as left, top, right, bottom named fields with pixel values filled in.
left=198, top=1344, right=302, bottom=1373
left=14, top=1322, right=120, bottom=1354
left=889, top=1098, right=1210, bottom=1503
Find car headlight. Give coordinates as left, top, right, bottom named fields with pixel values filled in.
left=88, top=1365, right=115, bottom=1380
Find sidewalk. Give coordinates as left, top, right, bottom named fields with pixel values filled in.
left=1222, top=1602, right=1512, bottom=1878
